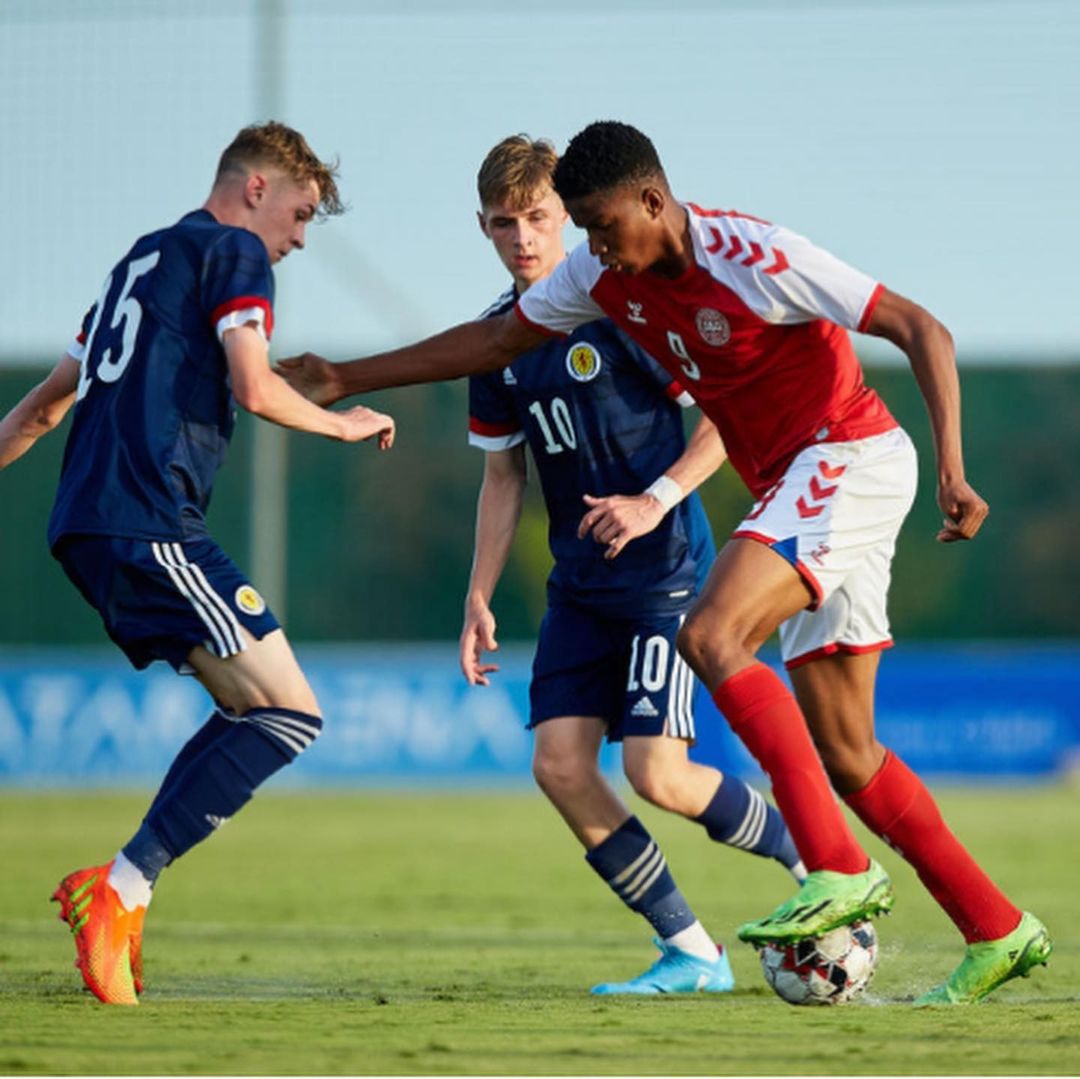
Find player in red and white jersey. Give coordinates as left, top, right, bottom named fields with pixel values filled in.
left=515, top=199, right=896, bottom=500
left=279, top=121, right=1050, bottom=1005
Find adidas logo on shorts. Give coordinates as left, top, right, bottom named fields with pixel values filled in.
left=630, top=696, right=660, bottom=718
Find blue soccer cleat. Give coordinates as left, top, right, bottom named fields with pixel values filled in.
left=591, top=938, right=735, bottom=995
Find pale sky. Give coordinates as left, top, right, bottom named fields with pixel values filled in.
left=2, top=0, right=1076, bottom=366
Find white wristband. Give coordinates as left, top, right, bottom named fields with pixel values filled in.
left=644, top=474, right=684, bottom=514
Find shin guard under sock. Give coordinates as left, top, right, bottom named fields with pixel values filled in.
left=845, top=750, right=1021, bottom=942
left=586, top=816, right=699, bottom=939
left=712, top=663, right=866, bottom=874
left=144, top=707, right=323, bottom=862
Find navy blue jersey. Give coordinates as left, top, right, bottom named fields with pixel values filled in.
left=469, top=288, right=716, bottom=619
left=48, top=209, right=274, bottom=548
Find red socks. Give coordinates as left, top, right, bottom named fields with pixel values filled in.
left=714, top=663, right=1021, bottom=942
left=845, top=750, right=1021, bottom=943
left=713, top=663, right=868, bottom=875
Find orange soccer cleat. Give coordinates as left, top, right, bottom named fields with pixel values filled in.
left=52, top=862, right=141, bottom=1006
left=129, top=902, right=147, bottom=995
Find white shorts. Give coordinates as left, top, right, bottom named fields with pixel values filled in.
left=732, top=427, right=918, bottom=669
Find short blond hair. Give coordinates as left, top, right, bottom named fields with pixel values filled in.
left=477, top=135, right=558, bottom=211
left=216, top=121, right=344, bottom=219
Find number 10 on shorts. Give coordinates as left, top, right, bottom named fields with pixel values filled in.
left=627, top=633, right=671, bottom=692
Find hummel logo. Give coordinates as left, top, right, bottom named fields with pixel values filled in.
left=627, top=301, right=648, bottom=324
left=631, top=697, right=660, bottom=718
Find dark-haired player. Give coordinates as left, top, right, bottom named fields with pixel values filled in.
left=461, top=135, right=805, bottom=995
left=0, top=122, right=395, bottom=1005
left=279, top=121, right=1049, bottom=1005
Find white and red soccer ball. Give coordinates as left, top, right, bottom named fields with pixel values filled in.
left=758, top=920, right=879, bottom=1006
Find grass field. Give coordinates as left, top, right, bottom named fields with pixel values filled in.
left=0, top=785, right=1076, bottom=1075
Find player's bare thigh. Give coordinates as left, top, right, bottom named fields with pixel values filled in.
left=677, top=538, right=812, bottom=689
left=789, top=650, right=885, bottom=794
left=186, top=626, right=321, bottom=716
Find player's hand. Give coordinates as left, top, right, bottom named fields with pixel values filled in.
left=577, top=492, right=665, bottom=560
left=936, top=478, right=989, bottom=542
left=337, top=405, right=395, bottom=449
left=276, top=352, right=342, bottom=406
left=460, top=599, right=499, bottom=686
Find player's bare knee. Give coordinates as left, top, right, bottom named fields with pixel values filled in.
left=675, top=615, right=710, bottom=674
left=677, top=613, right=743, bottom=684
left=532, top=749, right=595, bottom=799
left=274, top=683, right=321, bottom=719
left=244, top=664, right=321, bottom=717
left=218, top=681, right=322, bottom=720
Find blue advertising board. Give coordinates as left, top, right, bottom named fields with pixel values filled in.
left=0, top=643, right=1076, bottom=786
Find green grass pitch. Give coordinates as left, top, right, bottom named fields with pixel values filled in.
left=0, top=784, right=1077, bottom=1075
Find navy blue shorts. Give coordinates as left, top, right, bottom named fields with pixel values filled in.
left=529, top=602, right=697, bottom=742
left=53, top=535, right=280, bottom=673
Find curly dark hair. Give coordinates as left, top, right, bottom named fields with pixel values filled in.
left=553, top=121, right=665, bottom=202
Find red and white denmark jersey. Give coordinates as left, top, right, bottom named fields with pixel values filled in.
left=516, top=202, right=897, bottom=498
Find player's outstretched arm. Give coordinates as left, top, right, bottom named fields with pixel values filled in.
left=864, top=288, right=988, bottom=542
left=578, top=414, right=727, bottom=560
left=278, top=311, right=548, bottom=406
left=0, top=354, right=80, bottom=470
left=460, top=445, right=527, bottom=687
left=225, top=324, right=394, bottom=448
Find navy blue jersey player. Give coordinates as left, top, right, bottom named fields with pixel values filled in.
left=0, top=123, right=394, bottom=1006
left=470, top=306, right=714, bottom=621
left=459, top=137, right=805, bottom=995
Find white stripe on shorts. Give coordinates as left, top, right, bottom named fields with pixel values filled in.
left=664, top=617, right=696, bottom=741
left=165, top=542, right=245, bottom=656
left=150, top=542, right=245, bottom=659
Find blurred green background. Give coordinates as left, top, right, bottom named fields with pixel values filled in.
left=3, top=2, right=1077, bottom=651
left=3, top=361, right=1077, bottom=646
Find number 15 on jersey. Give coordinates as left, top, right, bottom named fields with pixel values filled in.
left=77, top=250, right=161, bottom=400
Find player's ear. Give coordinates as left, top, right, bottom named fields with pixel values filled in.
left=477, top=210, right=491, bottom=238
left=244, top=171, right=269, bottom=209
left=642, top=185, right=665, bottom=220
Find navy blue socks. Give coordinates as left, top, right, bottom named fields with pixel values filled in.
left=696, top=775, right=805, bottom=879
left=123, top=707, right=322, bottom=883
left=585, top=815, right=699, bottom=938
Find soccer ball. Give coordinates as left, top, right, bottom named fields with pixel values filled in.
left=758, top=920, right=879, bottom=1006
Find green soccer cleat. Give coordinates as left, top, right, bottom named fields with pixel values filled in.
left=737, top=858, right=894, bottom=945
left=913, top=911, right=1052, bottom=1006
